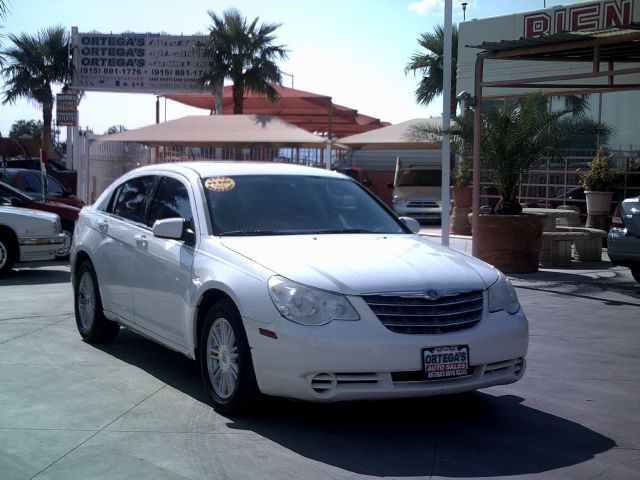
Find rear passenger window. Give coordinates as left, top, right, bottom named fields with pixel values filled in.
left=147, top=177, right=193, bottom=227
left=111, top=176, right=156, bottom=223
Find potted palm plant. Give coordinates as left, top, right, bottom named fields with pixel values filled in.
left=471, top=94, right=611, bottom=272
left=577, top=147, right=623, bottom=218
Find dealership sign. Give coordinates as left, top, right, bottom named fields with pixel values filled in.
left=72, top=31, right=210, bottom=93
left=56, top=93, right=78, bottom=126
left=524, top=0, right=634, bottom=37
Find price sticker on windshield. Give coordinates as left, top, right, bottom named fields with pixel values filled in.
left=423, top=345, right=470, bottom=380
left=205, top=177, right=236, bottom=192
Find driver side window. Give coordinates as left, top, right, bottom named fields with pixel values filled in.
left=147, top=176, right=193, bottom=227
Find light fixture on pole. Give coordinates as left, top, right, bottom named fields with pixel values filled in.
left=461, top=2, right=468, bottom=20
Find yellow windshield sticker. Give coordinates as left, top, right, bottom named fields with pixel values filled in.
left=205, top=177, right=236, bottom=192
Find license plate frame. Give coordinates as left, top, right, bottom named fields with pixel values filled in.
left=423, top=345, right=470, bottom=380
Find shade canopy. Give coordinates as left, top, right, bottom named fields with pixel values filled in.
left=338, top=118, right=443, bottom=150
left=101, top=114, right=327, bottom=147
left=165, top=85, right=389, bottom=138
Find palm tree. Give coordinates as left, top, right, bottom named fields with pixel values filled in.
left=405, top=24, right=459, bottom=117
left=409, top=93, right=612, bottom=214
left=0, top=0, right=9, bottom=66
left=199, top=8, right=288, bottom=114
left=1, top=26, right=72, bottom=155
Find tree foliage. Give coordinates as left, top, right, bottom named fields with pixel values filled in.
left=105, top=125, right=127, bottom=135
left=405, top=24, right=459, bottom=117
left=199, top=8, right=288, bottom=114
left=1, top=26, right=72, bottom=155
left=9, top=119, right=43, bottom=138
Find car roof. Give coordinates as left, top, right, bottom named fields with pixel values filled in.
left=127, top=161, right=345, bottom=180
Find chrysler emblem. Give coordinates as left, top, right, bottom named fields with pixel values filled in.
left=425, top=289, right=439, bottom=300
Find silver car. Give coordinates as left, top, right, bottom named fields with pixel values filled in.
left=608, top=195, right=640, bottom=282
left=71, top=162, right=528, bottom=415
left=0, top=205, right=68, bottom=276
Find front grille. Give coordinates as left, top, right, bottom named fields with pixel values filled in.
left=407, top=201, right=439, bottom=208
left=363, top=290, right=483, bottom=334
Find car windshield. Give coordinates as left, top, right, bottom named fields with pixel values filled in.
left=397, top=170, right=441, bottom=187
left=203, top=174, right=406, bottom=236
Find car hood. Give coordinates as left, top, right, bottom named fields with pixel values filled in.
left=220, top=234, right=498, bottom=295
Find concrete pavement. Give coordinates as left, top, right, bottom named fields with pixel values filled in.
left=1, top=248, right=639, bottom=479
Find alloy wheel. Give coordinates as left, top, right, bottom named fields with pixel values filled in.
left=206, top=317, right=239, bottom=399
left=77, top=272, right=96, bottom=330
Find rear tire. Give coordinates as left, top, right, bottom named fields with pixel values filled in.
left=0, top=232, right=16, bottom=276
left=74, top=262, right=120, bottom=343
left=631, top=265, right=640, bottom=283
left=199, top=300, right=260, bottom=415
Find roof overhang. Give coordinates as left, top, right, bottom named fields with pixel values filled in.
left=101, top=114, right=327, bottom=148
left=470, top=24, right=640, bottom=98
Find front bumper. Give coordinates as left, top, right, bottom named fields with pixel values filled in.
left=19, top=232, right=69, bottom=262
left=392, top=203, right=443, bottom=221
left=245, top=297, right=529, bottom=402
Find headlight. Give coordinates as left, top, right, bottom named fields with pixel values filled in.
left=268, top=276, right=359, bottom=326
left=488, top=273, right=520, bottom=315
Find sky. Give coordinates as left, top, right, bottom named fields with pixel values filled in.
left=0, top=0, right=562, bottom=136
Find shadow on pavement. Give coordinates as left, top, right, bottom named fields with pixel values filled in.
left=510, top=264, right=640, bottom=305
left=0, top=266, right=71, bottom=286
left=95, top=331, right=616, bottom=478
left=228, top=393, right=616, bottom=478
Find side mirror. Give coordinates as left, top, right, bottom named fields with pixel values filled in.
left=153, top=217, right=185, bottom=240
left=399, top=216, right=421, bottom=234
left=10, top=197, right=26, bottom=208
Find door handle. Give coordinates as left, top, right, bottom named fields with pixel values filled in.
left=134, top=234, right=148, bottom=248
left=96, top=219, right=108, bottom=233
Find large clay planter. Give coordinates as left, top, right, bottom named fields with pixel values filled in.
left=451, top=186, right=473, bottom=208
left=471, top=214, right=545, bottom=273
left=451, top=186, right=473, bottom=235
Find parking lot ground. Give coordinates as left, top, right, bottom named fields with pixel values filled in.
left=1, top=253, right=639, bottom=480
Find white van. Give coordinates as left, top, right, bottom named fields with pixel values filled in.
left=390, top=166, right=443, bottom=221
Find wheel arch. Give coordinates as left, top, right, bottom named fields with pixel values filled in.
left=72, top=249, right=93, bottom=286
left=194, top=288, right=240, bottom=357
left=0, top=225, right=19, bottom=256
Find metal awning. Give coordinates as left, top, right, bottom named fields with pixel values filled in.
left=469, top=25, right=640, bottom=97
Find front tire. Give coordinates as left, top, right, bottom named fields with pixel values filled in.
left=74, top=262, right=120, bottom=343
left=199, top=300, right=260, bottom=415
left=631, top=265, right=640, bottom=283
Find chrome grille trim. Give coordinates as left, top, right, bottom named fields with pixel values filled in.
left=407, top=201, right=439, bottom=208
left=363, top=290, right=483, bottom=334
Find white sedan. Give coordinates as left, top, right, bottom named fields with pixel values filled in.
left=71, top=162, right=528, bottom=415
left=0, top=205, right=68, bottom=276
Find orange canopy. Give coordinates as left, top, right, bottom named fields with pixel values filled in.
left=165, top=85, right=389, bottom=139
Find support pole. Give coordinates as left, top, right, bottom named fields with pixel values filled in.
left=441, top=0, right=453, bottom=246
left=471, top=54, right=485, bottom=258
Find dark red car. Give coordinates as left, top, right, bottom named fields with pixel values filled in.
left=4, top=157, right=77, bottom=194
left=0, top=181, right=80, bottom=259
left=0, top=168, right=85, bottom=209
